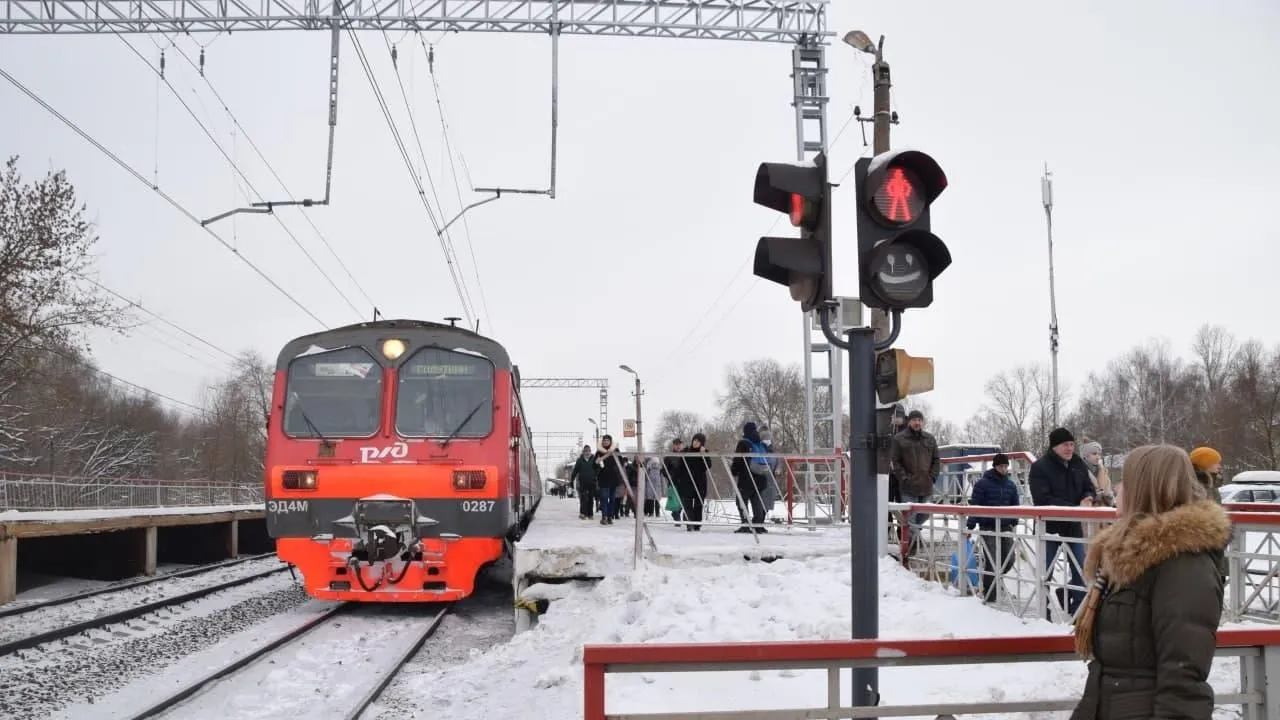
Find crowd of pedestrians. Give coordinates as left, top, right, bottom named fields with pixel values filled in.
left=567, top=422, right=783, bottom=533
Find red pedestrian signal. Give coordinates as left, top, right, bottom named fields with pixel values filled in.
left=872, top=166, right=925, bottom=226
left=752, top=155, right=833, bottom=312
left=854, top=150, right=951, bottom=311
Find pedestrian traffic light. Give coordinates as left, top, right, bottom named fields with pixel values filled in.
left=874, top=349, right=934, bottom=404
left=752, top=153, right=832, bottom=312
left=854, top=150, right=951, bottom=311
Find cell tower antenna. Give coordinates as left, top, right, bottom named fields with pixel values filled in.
left=1041, top=163, right=1060, bottom=427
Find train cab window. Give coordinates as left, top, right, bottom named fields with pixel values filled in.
left=396, top=347, right=494, bottom=439
left=283, top=346, right=383, bottom=438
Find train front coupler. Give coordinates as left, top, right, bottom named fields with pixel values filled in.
left=334, top=495, right=439, bottom=588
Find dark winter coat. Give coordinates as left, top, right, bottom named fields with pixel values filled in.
left=966, top=468, right=1022, bottom=532
left=1070, top=500, right=1230, bottom=720
left=682, top=448, right=712, bottom=498
left=594, top=449, right=625, bottom=490
left=731, top=437, right=769, bottom=493
left=665, top=453, right=695, bottom=497
left=1028, top=450, right=1096, bottom=538
left=571, top=455, right=597, bottom=491
left=889, top=428, right=940, bottom=498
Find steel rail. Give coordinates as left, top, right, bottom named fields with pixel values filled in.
left=0, top=553, right=277, bottom=620
left=0, top=565, right=290, bottom=656
left=127, top=601, right=353, bottom=719
left=343, top=604, right=453, bottom=719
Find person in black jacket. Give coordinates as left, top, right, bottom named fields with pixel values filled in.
left=570, top=445, right=597, bottom=519
left=966, top=453, right=1021, bottom=604
left=681, top=433, right=713, bottom=531
left=594, top=434, right=625, bottom=525
left=1028, top=427, right=1097, bottom=616
left=732, top=422, right=770, bottom=534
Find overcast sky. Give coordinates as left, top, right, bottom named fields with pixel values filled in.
left=2, top=1, right=1277, bottom=468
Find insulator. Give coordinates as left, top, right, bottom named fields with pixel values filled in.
left=198, top=48, right=205, bottom=77
left=159, top=49, right=165, bottom=78
left=428, top=44, right=435, bottom=72
left=391, top=45, right=398, bottom=67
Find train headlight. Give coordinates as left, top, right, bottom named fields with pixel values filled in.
left=452, top=470, right=487, bottom=491
left=381, top=338, right=407, bottom=360
left=282, top=470, right=318, bottom=490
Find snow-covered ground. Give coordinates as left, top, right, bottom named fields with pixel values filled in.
left=0, top=556, right=285, bottom=645
left=403, top=552, right=1250, bottom=719
left=0, top=504, right=261, bottom=522
left=1, top=573, right=307, bottom=720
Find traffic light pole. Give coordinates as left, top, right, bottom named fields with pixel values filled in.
left=868, top=45, right=895, bottom=346
left=820, top=306, right=901, bottom=714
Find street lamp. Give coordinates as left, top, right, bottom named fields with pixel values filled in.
left=619, top=364, right=645, bottom=569
left=587, top=417, right=599, bottom=445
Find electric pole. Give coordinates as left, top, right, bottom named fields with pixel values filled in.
left=867, top=37, right=894, bottom=344
left=1041, top=164, right=1060, bottom=427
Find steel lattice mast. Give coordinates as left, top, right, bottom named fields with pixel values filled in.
left=1, top=0, right=835, bottom=456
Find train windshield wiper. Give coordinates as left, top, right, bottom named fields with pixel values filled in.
left=439, top=400, right=486, bottom=449
left=291, top=394, right=331, bottom=444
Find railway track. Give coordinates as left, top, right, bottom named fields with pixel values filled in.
left=0, top=563, right=292, bottom=656
left=0, top=552, right=277, bottom=621
left=128, top=603, right=453, bottom=720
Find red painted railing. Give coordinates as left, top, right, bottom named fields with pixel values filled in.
left=583, top=627, right=1280, bottom=719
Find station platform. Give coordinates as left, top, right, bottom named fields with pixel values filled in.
left=0, top=504, right=269, bottom=604
left=515, top=496, right=851, bottom=582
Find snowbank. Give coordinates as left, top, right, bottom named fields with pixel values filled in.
left=402, top=554, right=1245, bottom=718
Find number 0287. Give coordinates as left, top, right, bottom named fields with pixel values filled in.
left=461, top=500, right=496, bottom=512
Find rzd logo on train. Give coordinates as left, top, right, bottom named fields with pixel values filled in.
left=358, top=441, right=409, bottom=463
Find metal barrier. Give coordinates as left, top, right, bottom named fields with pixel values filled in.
left=0, top=472, right=263, bottom=511
left=892, top=503, right=1280, bottom=624
left=609, top=451, right=849, bottom=533
left=582, top=627, right=1280, bottom=719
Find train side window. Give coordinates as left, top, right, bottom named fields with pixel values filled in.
left=283, top=346, right=383, bottom=438
left=395, top=347, right=495, bottom=438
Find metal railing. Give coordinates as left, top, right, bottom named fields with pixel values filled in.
left=0, top=472, right=263, bottom=511
left=891, top=502, right=1280, bottom=624
left=583, top=627, right=1280, bottom=719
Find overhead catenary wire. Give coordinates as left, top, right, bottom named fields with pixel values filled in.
left=421, top=36, right=495, bottom=334
left=78, top=273, right=241, bottom=365
left=0, top=64, right=328, bottom=328
left=343, top=22, right=476, bottom=327
left=379, top=31, right=481, bottom=327
left=30, top=343, right=207, bottom=415
left=114, top=33, right=366, bottom=322
left=656, top=105, right=866, bottom=372
left=161, top=35, right=381, bottom=314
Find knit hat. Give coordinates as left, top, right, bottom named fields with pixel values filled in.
left=907, top=410, right=924, bottom=421
left=1189, top=447, right=1222, bottom=470
left=1079, top=441, right=1102, bottom=458
left=992, top=453, right=1010, bottom=467
left=1048, top=427, right=1075, bottom=448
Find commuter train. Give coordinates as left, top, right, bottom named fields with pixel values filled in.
left=263, top=319, right=542, bottom=602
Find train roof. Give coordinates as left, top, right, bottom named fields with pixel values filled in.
left=274, top=318, right=512, bottom=370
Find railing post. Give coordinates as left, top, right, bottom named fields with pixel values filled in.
left=583, top=658, right=606, bottom=720
left=1229, top=526, right=1247, bottom=622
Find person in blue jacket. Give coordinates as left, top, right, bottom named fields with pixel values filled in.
left=966, top=453, right=1022, bottom=604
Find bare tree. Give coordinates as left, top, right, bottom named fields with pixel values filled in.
left=651, top=409, right=705, bottom=452
left=717, top=358, right=805, bottom=452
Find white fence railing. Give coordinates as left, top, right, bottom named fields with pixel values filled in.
left=0, top=472, right=263, bottom=511
left=891, top=502, right=1280, bottom=625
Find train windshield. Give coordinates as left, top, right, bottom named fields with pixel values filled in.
left=396, top=347, right=495, bottom=438
left=283, top=346, right=384, bottom=438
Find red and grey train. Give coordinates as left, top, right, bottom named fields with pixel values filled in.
left=263, top=319, right=542, bottom=602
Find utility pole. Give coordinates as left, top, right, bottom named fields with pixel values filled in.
left=866, top=36, right=894, bottom=345
left=620, top=365, right=644, bottom=569
left=1041, top=164, right=1060, bottom=427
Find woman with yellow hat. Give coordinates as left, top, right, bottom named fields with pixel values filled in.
left=1188, top=446, right=1223, bottom=504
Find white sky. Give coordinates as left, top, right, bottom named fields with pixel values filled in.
left=2, top=1, right=1277, bottom=465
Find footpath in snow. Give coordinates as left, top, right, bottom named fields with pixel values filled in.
left=424, top=499, right=1246, bottom=719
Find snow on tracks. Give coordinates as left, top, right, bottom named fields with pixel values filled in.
left=0, top=573, right=306, bottom=720
left=105, top=603, right=451, bottom=720
left=0, top=555, right=286, bottom=649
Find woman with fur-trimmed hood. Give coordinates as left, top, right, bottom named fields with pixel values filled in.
left=1070, top=444, right=1231, bottom=720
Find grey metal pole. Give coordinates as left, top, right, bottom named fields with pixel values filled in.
left=847, top=326, right=879, bottom=710
left=632, top=375, right=645, bottom=569
left=1042, top=164, right=1059, bottom=427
